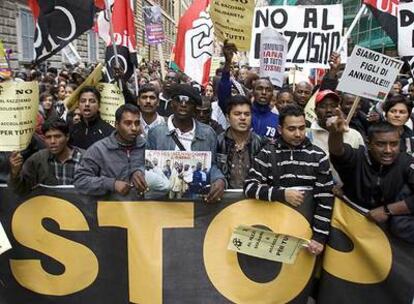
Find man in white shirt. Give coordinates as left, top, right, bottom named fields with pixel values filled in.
left=137, top=83, right=166, bottom=136
left=307, top=90, right=365, bottom=185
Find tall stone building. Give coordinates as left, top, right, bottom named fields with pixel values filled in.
left=0, top=0, right=105, bottom=71
left=135, top=0, right=192, bottom=62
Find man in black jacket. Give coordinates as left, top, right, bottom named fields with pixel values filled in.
left=70, top=86, right=114, bottom=149
left=217, top=95, right=265, bottom=189
left=244, top=105, right=334, bottom=255
left=328, top=111, right=414, bottom=223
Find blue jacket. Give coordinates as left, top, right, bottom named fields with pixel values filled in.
left=217, top=70, right=279, bottom=138
left=251, top=102, right=279, bottom=138
left=147, top=120, right=225, bottom=184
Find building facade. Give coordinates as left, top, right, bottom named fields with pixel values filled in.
left=0, top=0, right=106, bottom=70
left=135, top=0, right=191, bottom=62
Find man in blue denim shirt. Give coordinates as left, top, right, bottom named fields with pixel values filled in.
left=147, top=84, right=226, bottom=203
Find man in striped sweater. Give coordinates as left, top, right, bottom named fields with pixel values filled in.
left=244, top=105, right=334, bottom=255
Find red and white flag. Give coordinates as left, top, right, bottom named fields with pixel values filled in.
left=174, top=0, right=213, bottom=86
left=96, top=0, right=137, bottom=81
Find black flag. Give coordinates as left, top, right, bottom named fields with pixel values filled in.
left=28, top=0, right=96, bottom=64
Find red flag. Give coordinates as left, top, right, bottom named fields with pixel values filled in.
left=174, top=0, right=213, bottom=86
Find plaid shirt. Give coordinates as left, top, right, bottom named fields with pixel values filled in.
left=48, top=148, right=83, bottom=185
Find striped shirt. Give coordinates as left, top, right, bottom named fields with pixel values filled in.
left=244, top=137, right=334, bottom=244
left=49, top=148, right=83, bottom=185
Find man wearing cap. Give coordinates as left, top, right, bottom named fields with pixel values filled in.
left=307, top=90, right=365, bottom=184
left=195, top=96, right=224, bottom=135
left=147, top=84, right=226, bottom=203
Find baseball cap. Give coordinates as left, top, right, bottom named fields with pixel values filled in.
left=315, top=90, right=340, bottom=105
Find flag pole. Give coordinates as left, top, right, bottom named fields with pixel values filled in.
left=104, top=0, right=123, bottom=90
left=335, top=4, right=367, bottom=53
left=157, top=43, right=166, bottom=81
left=133, top=66, right=139, bottom=97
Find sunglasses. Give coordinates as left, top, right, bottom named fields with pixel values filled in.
left=174, top=95, right=195, bottom=104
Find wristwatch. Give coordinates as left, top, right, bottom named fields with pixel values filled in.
left=383, top=205, right=393, bottom=216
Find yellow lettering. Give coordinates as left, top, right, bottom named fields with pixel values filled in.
left=10, top=196, right=98, bottom=296
left=323, top=199, right=392, bottom=283
left=98, top=201, right=194, bottom=304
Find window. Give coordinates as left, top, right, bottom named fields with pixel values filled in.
left=88, top=30, right=99, bottom=63
left=18, top=8, right=35, bottom=62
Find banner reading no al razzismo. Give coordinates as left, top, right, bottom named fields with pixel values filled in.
left=0, top=187, right=413, bottom=303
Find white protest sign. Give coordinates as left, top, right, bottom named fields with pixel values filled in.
left=0, top=221, right=11, bottom=255
left=398, top=2, right=414, bottom=56
left=259, top=28, right=287, bottom=88
left=249, top=5, right=344, bottom=68
left=62, top=43, right=82, bottom=65
left=337, top=45, right=403, bottom=102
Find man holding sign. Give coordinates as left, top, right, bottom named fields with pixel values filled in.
left=9, top=119, right=83, bottom=194
left=245, top=105, right=334, bottom=255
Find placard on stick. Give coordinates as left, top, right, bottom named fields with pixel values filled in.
left=337, top=46, right=403, bottom=102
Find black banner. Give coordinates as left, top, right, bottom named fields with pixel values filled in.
left=0, top=187, right=316, bottom=304
left=318, top=200, right=414, bottom=303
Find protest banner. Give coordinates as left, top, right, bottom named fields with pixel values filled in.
left=336, top=45, right=403, bottom=102
left=209, top=56, right=224, bottom=78
left=0, top=187, right=413, bottom=303
left=96, top=83, right=125, bottom=126
left=317, top=198, right=414, bottom=303
left=0, top=186, right=316, bottom=304
left=304, top=89, right=319, bottom=123
left=143, top=6, right=165, bottom=45
left=249, top=4, right=344, bottom=68
left=210, top=0, right=255, bottom=51
left=0, top=40, right=12, bottom=79
left=398, top=2, right=414, bottom=57
left=259, top=28, right=287, bottom=88
left=0, top=82, right=38, bottom=152
left=64, top=63, right=103, bottom=111
left=228, top=225, right=309, bottom=264
left=62, top=43, right=82, bottom=65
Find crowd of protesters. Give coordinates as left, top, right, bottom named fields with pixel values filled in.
left=1, top=40, right=414, bottom=258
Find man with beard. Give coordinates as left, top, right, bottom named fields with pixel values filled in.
left=137, top=83, right=166, bottom=136
left=158, top=71, right=180, bottom=117
left=293, top=81, right=314, bottom=109
left=70, top=86, right=114, bottom=149
left=9, top=119, right=83, bottom=194
left=244, top=105, right=334, bottom=255
left=217, top=95, right=266, bottom=189
left=147, top=84, right=226, bottom=203
left=74, top=104, right=147, bottom=197
left=307, top=90, right=364, bottom=185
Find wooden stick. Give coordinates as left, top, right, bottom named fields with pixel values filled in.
left=346, top=96, right=361, bottom=124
